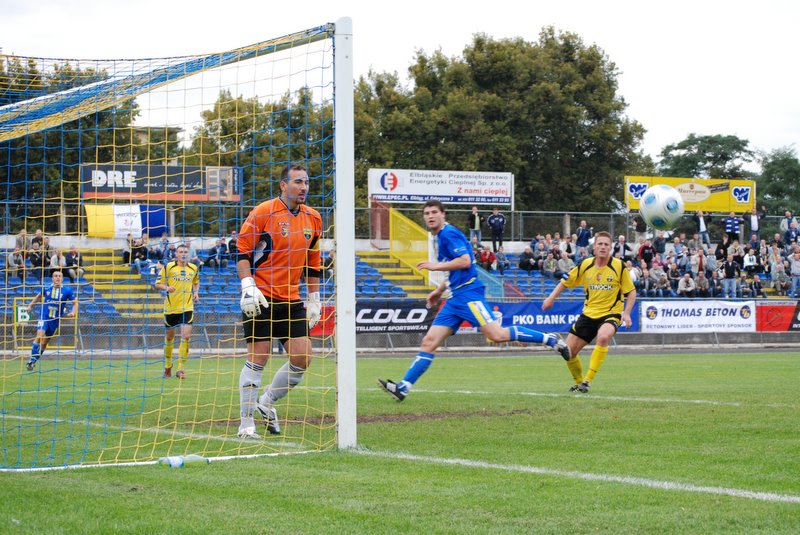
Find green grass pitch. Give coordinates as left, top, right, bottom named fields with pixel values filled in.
left=1, top=350, right=799, bottom=534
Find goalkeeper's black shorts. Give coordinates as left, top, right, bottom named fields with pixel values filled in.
left=242, top=300, right=308, bottom=344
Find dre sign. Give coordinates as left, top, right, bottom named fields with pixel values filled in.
left=91, top=170, right=137, bottom=188
left=81, top=164, right=207, bottom=201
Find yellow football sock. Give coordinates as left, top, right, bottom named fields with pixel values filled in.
left=177, top=339, right=189, bottom=372
left=566, top=356, right=584, bottom=383
left=584, top=345, right=608, bottom=383
left=164, top=338, right=174, bottom=369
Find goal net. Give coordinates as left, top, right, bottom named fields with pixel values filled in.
left=0, top=19, right=355, bottom=469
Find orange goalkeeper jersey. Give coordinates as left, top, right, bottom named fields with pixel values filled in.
left=238, top=197, right=322, bottom=302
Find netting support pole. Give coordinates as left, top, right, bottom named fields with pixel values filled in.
left=202, top=325, right=211, bottom=349
left=77, top=325, right=84, bottom=352
left=333, top=17, right=357, bottom=450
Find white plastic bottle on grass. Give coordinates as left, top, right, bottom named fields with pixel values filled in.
left=158, top=454, right=209, bottom=467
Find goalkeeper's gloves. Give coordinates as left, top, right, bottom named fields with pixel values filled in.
left=306, top=292, right=321, bottom=328
left=240, top=277, right=268, bottom=318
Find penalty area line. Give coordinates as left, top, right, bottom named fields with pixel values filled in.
left=357, top=449, right=800, bottom=504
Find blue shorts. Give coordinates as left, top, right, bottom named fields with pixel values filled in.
left=37, top=319, right=60, bottom=338
left=432, top=288, right=496, bottom=333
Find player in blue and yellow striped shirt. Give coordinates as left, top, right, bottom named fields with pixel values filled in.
left=25, top=270, right=78, bottom=371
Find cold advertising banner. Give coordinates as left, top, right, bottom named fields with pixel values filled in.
left=356, top=299, right=437, bottom=333
left=640, top=300, right=755, bottom=333
left=755, top=302, right=800, bottom=332
left=81, top=164, right=240, bottom=201
left=625, top=176, right=755, bottom=213
left=368, top=168, right=513, bottom=205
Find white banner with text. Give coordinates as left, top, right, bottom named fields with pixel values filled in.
left=368, top=168, right=513, bottom=205
left=640, top=300, right=755, bottom=333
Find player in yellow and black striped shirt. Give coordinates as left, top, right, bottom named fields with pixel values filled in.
left=154, top=244, right=200, bottom=379
left=542, top=231, right=636, bottom=393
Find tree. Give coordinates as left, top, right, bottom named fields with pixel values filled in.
left=657, top=134, right=755, bottom=179
left=758, top=147, right=800, bottom=213
left=353, top=27, right=645, bottom=211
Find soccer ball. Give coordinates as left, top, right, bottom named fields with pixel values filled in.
left=639, top=185, right=685, bottom=230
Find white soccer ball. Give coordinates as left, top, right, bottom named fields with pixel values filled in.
left=639, top=185, right=685, bottom=231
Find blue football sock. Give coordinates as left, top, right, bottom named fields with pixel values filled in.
left=30, top=343, right=41, bottom=362
left=401, top=352, right=435, bottom=386
left=509, top=326, right=553, bottom=345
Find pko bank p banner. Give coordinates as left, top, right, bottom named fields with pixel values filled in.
left=641, top=300, right=755, bottom=333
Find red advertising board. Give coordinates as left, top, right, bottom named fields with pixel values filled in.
left=756, top=302, right=800, bottom=332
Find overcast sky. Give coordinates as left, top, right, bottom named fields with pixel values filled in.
left=3, top=0, right=798, bottom=162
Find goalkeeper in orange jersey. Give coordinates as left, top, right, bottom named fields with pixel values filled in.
left=236, top=163, right=323, bottom=439
left=154, top=244, right=200, bottom=379
left=542, top=231, right=637, bottom=393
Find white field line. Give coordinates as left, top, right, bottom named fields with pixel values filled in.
left=357, top=449, right=800, bottom=504
left=2, top=414, right=307, bottom=449
left=369, top=387, right=799, bottom=409
left=4, top=385, right=333, bottom=395
left=0, top=450, right=323, bottom=473
left=8, top=385, right=798, bottom=409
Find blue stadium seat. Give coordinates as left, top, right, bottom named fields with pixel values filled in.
left=195, top=303, right=214, bottom=315
left=81, top=285, right=97, bottom=296
left=84, top=303, right=102, bottom=315
left=390, top=286, right=407, bottom=297
left=361, top=286, right=377, bottom=297
left=205, top=285, right=223, bottom=296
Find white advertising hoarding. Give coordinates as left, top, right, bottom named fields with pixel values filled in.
left=368, top=169, right=513, bottom=205
left=640, top=300, right=756, bottom=333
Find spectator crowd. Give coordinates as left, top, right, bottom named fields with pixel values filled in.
left=465, top=205, right=799, bottom=300
left=8, top=228, right=85, bottom=283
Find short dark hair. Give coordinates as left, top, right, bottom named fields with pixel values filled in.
left=422, top=199, right=446, bottom=213
left=281, top=164, right=307, bottom=180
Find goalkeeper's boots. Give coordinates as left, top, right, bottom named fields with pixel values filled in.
left=237, top=426, right=262, bottom=440
left=163, top=367, right=172, bottom=378
left=378, top=379, right=408, bottom=402
left=553, top=334, right=572, bottom=361
left=569, top=380, right=590, bottom=393
left=255, top=403, right=281, bottom=435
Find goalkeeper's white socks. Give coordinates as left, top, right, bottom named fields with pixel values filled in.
left=239, top=361, right=264, bottom=432
left=260, top=361, right=306, bottom=406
